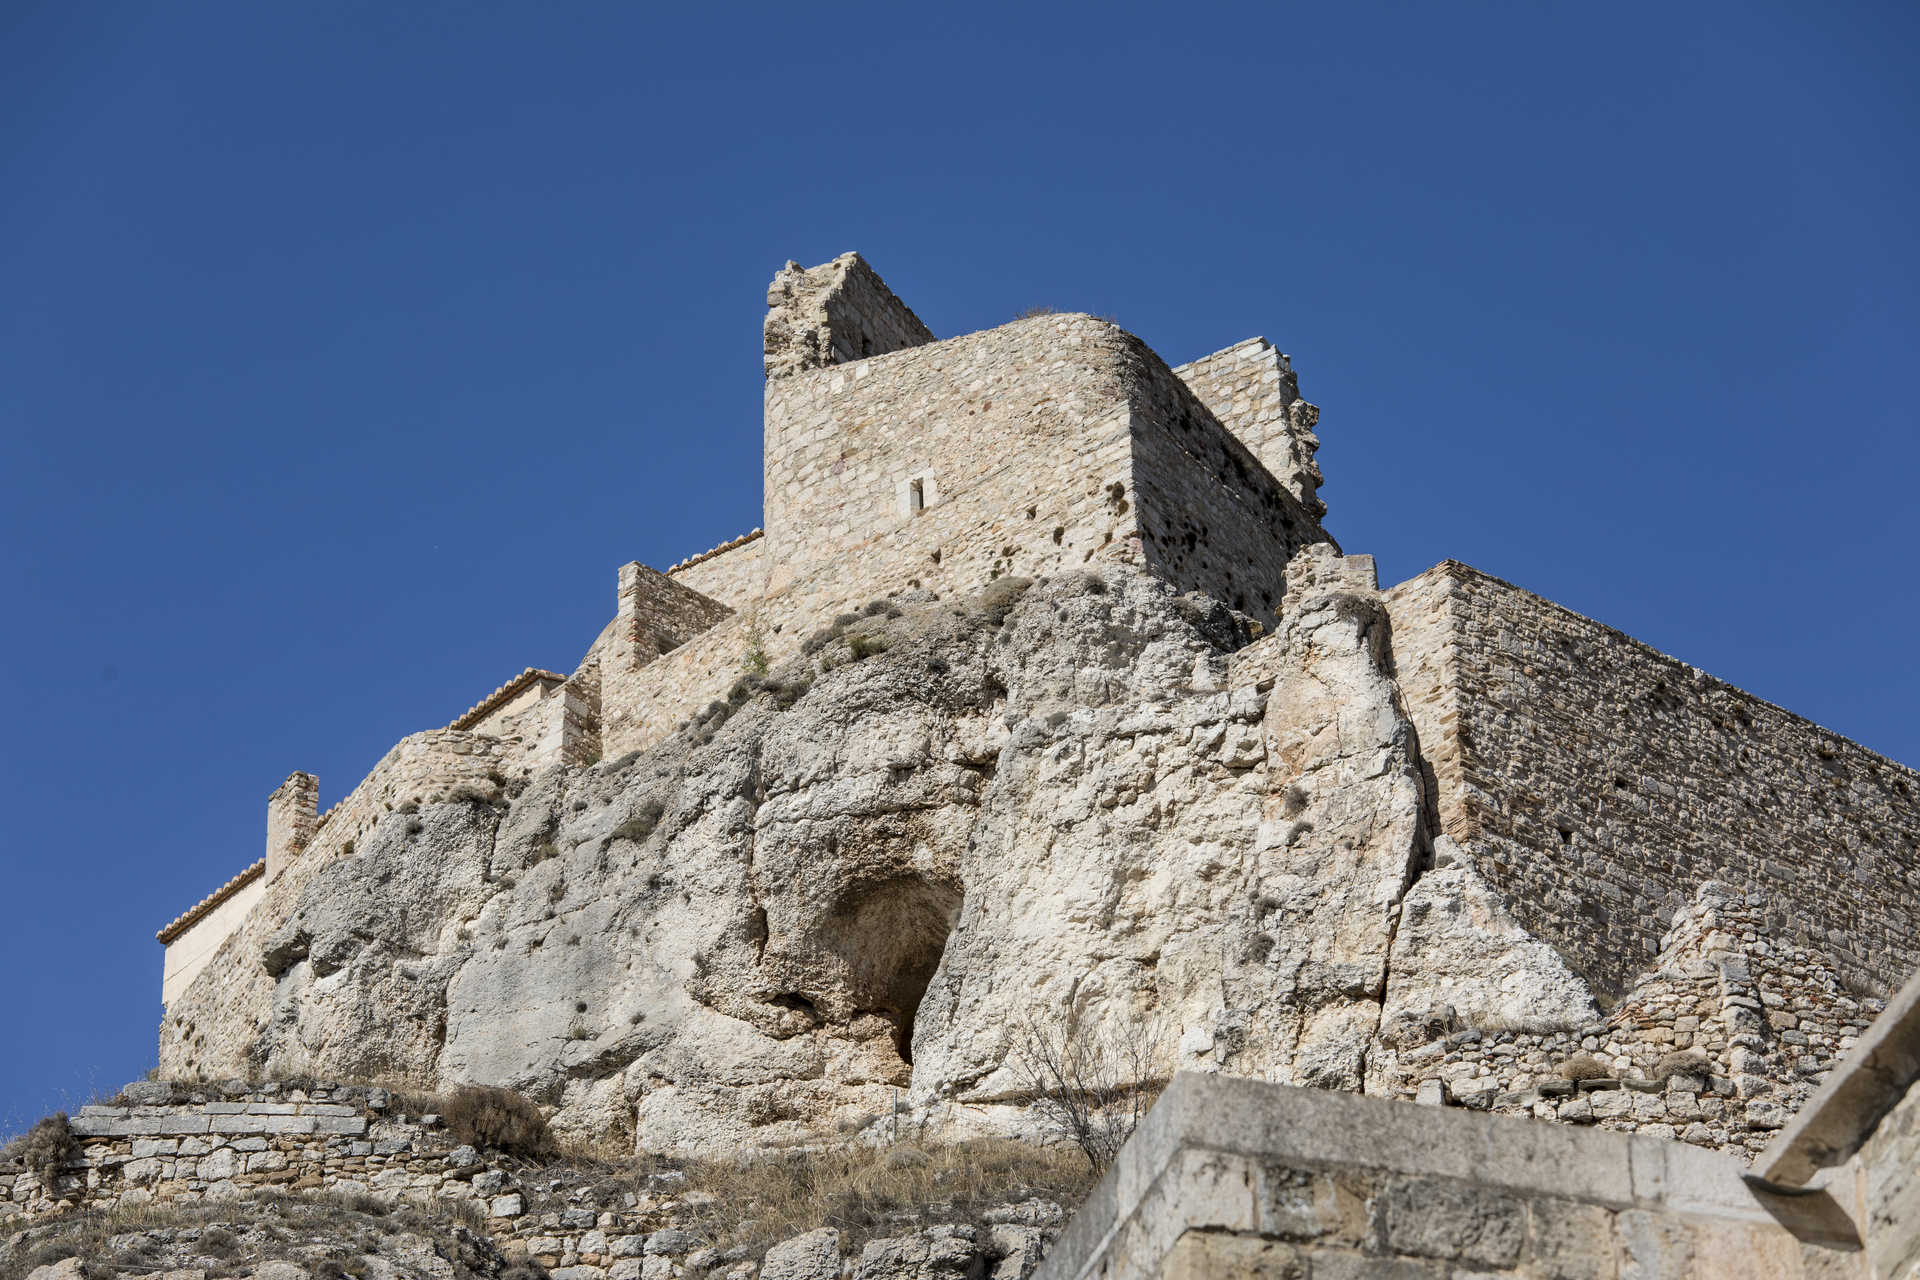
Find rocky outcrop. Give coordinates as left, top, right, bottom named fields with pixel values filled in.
left=156, top=551, right=1863, bottom=1158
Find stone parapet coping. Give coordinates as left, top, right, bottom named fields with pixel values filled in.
left=448, top=667, right=569, bottom=732
left=1033, top=1073, right=1853, bottom=1280
left=667, top=527, right=763, bottom=575
left=155, top=858, right=265, bottom=944
left=1759, top=965, right=1920, bottom=1186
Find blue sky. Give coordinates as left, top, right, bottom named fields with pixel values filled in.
left=2, top=1, right=1915, bottom=1131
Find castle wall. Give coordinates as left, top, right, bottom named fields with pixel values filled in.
left=760, top=313, right=1325, bottom=635
left=763, top=252, right=935, bottom=379
left=600, top=611, right=751, bottom=760
left=1173, top=336, right=1324, bottom=519
left=161, top=875, right=267, bottom=1007
left=1127, top=345, right=1327, bottom=625
left=1385, top=560, right=1920, bottom=1000
left=761, top=314, right=1142, bottom=629
left=1034, top=1074, right=1864, bottom=1280
left=667, top=530, right=766, bottom=608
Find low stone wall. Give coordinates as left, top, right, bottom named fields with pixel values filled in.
left=1034, top=1073, right=1865, bottom=1280
left=2, top=1085, right=734, bottom=1276
left=1377, top=880, right=1883, bottom=1157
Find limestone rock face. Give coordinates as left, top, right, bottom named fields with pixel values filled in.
left=160, top=553, right=1622, bottom=1151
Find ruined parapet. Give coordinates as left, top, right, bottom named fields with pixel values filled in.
left=265, top=771, right=319, bottom=882
left=763, top=252, right=935, bottom=379
left=1383, top=559, right=1920, bottom=1000
left=1175, top=336, right=1324, bottom=519
left=617, top=561, right=732, bottom=665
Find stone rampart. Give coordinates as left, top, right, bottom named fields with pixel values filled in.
left=1173, top=336, right=1324, bottom=519
left=0, top=1084, right=731, bottom=1274
left=1385, top=560, right=1920, bottom=999
left=761, top=313, right=1323, bottom=635
left=667, top=528, right=766, bottom=608
left=763, top=252, right=935, bottom=379
left=1034, top=1073, right=1866, bottom=1280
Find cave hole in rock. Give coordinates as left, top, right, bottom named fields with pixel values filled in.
left=828, top=875, right=964, bottom=1067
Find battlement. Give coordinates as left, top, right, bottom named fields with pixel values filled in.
left=763, top=252, right=935, bottom=379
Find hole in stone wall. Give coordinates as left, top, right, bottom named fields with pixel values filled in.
left=909, top=478, right=925, bottom=514
left=826, top=876, right=964, bottom=1067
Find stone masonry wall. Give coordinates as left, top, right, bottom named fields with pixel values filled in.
left=1385, top=560, right=1920, bottom=999
left=1035, top=1073, right=1865, bottom=1280
left=1172, top=336, right=1325, bottom=520
left=763, top=252, right=935, bottom=380
left=761, top=314, right=1138, bottom=630
left=1128, top=341, right=1326, bottom=626
left=760, top=313, right=1326, bottom=637
left=667, top=530, right=766, bottom=609
left=1375, top=880, right=1883, bottom=1160
left=0, top=1084, right=768, bottom=1276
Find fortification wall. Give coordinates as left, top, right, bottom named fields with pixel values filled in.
left=667, top=529, right=766, bottom=608
left=1127, top=341, right=1327, bottom=624
left=761, top=314, right=1142, bottom=630
left=161, top=875, right=267, bottom=1007
left=761, top=313, right=1324, bottom=635
left=763, top=252, right=935, bottom=379
left=600, top=612, right=752, bottom=760
left=0, top=1084, right=732, bottom=1270
left=1385, top=560, right=1920, bottom=999
left=1173, top=336, right=1324, bottom=519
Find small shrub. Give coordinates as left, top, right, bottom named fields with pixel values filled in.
left=613, top=800, right=667, bottom=845
left=978, top=576, right=1035, bottom=626
left=441, top=1085, right=551, bottom=1159
left=743, top=641, right=771, bottom=677
left=448, top=782, right=497, bottom=806
left=833, top=613, right=859, bottom=630
left=1558, top=1053, right=1613, bottom=1081
left=529, top=838, right=560, bottom=864
left=1653, top=1050, right=1710, bottom=1081
left=767, top=676, right=813, bottom=709
left=801, top=628, right=836, bottom=655
left=1013, top=1007, right=1164, bottom=1173
left=848, top=632, right=891, bottom=661
left=862, top=599, right=890, bottom=617
left=11, top=1114, right=78, bottom=1190
left=406, top=818, right=426, bottom=836
left=1017, top=305, right=1057, bottom=318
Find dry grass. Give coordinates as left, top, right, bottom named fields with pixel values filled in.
left=676, top=1137, right=1094, bottom=1258
left=441, top=1085, right=551, bottom=1160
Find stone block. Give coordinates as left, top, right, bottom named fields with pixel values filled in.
left=1526, top=1197, right=1617, bottom=1280
left=1381, top=1176, right=1526, bottom=1268
left=762, top=1227, right=841, bottom=1280
left=1160, top=1231, right=1306, bottom=1279
left=490, top=1192, right=525, bottom=1218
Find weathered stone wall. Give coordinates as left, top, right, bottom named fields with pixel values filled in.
left=763, top=252, right=935, bottom=379
left=1, top=1085, right=736, bottom=1276
left=1128, top=342, right=1327, bottom=624
left=1172, top=336, right=1324, bottom=520
left=668, top=529, right=766, bottom=609
left=761, top=313, right=1323, bottom=637
left=160, top=874, right=266, bottom=1007
left=1375, top=878, right=1883, bottom=1158
left=265, top=772, right=318, bottom=882
left=1385, top=559, right=1920, bottom=999
left=1034, top=1073, right=1865, bottom=1280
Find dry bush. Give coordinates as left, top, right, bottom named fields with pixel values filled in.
left=440, top=1085, right=550, bottom=1159
left=1653, top=1050, right=1710, bottom=1081
left=977, top=577, right=1034, bottom=626
left=5, top=1115, right=78, bottom=1191
left=678, top=1137, right=1091, bottom=1258
left=1012, top=1004, right=1164, bottom=1173
left=1558, top=1053, right=1614, bottom=1081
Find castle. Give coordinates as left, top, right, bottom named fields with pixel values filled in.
left=151, top=255, right=1920, bottom=1169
